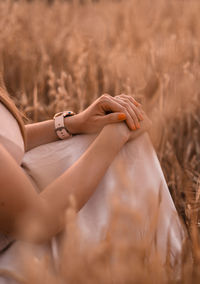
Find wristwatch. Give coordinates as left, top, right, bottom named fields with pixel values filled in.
left=53, top=111, right=76, bottom=140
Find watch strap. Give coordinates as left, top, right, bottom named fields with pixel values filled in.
left=53, top=111, right=75, bottom=140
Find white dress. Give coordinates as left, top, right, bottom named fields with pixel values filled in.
left=0, top=103, right=52, bottom=284
left=0, top=102, right=185, bottom=283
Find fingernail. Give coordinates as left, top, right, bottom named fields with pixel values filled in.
left=118, top=113, right=126, bottom=120
left=134, top=101, right=141, bottom=107
left=137, top=123, right=140, bottom=129
left=132, top=125, right=136, bottom=130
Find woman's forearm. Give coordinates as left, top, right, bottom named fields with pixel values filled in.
left=25, top=120, right=58, bottom=151
left=1, top=123, right=128, bottom=242
left=25, top=116, right=80, bottom=151
left=39, top=123, right=128, bottom=239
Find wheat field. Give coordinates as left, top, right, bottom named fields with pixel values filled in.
left=0, top=0, right=200, bottom=283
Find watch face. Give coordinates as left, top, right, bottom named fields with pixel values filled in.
left=53, top=112, right=63, bottom=119
left=53, top=111, right=75, bottom=120
left=63, top=111, right=75, bottom=117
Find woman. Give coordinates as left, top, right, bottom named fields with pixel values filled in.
left=0, top=75, right=185, bottom=283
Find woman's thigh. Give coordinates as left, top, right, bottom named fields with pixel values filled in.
left=22, top=132, right=185, bottom=262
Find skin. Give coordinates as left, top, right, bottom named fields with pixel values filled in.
left=25, top=94, right=145, bottom=151
left=0, top=94, right=151, bottom=243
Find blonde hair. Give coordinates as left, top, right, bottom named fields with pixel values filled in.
left=0, top=72, right=26, bottom=145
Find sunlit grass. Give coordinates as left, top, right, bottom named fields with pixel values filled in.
left=0, top=0, right=200, bottom=282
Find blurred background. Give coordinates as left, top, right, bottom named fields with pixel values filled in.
left=0, top=0, right=199, bottom=282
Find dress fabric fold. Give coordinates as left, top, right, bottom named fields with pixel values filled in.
left=22, top=132, right=185, bottom=263
left=0, top=101, right=185, bottom=282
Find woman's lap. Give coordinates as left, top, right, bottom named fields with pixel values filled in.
left=22, top=132, right=185, bottom=256
left=0, top=132, right=185, bottom=282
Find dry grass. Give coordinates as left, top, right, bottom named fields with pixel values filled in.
left=0, top=0, right=200, bottom=282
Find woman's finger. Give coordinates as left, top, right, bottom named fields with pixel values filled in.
left=123, top=95, right=144, bottom=120
left=116, top=94, right=144, bottom=121
left=117, top=93, right=141, bottom=107
left=116, top=96, right=144, bottom=123
left=129, top=113, right=152, bottom=141
left=114, top=97, right=140, bottom=129
left=99, top=112, right=126, bottom=126
left=99, top=95, right=137, bottom=130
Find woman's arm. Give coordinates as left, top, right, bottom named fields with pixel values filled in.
left=25, top=94, right=144, bottom=151
left=25, top=119, right=63, bottom=151
left=0, top=122, right=129, bottom=243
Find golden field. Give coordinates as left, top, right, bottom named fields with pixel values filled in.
left=0, top=0, right=200, bottom=283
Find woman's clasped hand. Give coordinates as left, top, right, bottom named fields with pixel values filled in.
left=64, top=93, right=151, bottom=136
